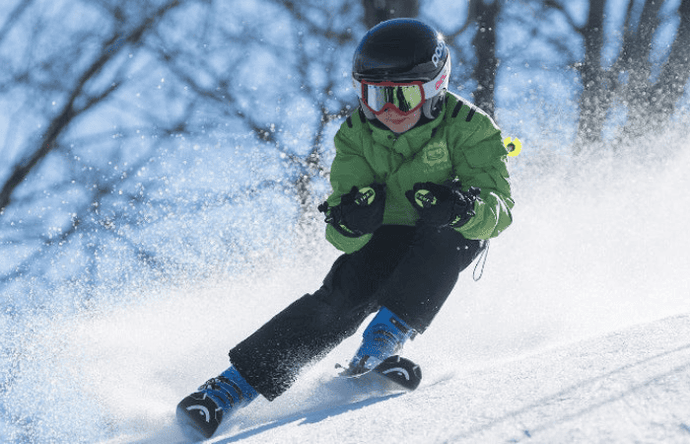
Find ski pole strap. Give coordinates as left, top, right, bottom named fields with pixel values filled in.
left=473, top=239, right=490, bottom=282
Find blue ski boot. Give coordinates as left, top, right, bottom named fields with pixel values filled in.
left=344, top=307, right=416, bottom=375
left=176, top=366, right=258, bottom=439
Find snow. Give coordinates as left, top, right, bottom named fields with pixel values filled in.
left=92, top=312, right=690, bottom=444
left=3, top=131, right=690, bottom=444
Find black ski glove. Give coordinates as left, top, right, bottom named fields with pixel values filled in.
left=405, top=179, right=481, bottom=228
left=318, top=183, right=386, bottom=237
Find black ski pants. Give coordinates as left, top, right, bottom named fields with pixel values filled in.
left=229, top=224, right=485, bottom=400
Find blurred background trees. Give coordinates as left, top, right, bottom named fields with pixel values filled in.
left=542, top=0, right=690, bottom=154
left=0, top=0, right=688, bottom=305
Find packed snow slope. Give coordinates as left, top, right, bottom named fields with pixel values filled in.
left=127, top=314, right=690, bottom=444
left=2, top=134, right=690, bottom=443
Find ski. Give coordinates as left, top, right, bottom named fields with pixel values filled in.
left=176, top=392, right=223, bottom=440
left=340, top=355, right=422, bottom=392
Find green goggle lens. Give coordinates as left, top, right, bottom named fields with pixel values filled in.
left=363, top=83, right=424, bottom=115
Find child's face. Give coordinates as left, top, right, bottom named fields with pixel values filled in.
left=375, top=107, right=422, bottom=133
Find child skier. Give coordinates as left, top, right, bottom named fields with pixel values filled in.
left=177, top=18, right=514, bottom=439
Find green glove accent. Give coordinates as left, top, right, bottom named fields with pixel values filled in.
left=405, top=180, right=480, bottom=228
left=319, top=183, right=386, bottom=237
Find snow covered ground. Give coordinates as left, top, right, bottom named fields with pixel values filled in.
left=185, top=314, right=690, bottom=444
left=2, top=140, right=690, bottom=443
left=48, top=291, right=690, bottom=444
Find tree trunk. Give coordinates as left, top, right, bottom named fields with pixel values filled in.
left=617, top=0, right=664, bottom=141
left=469, top=0, right=500, bottom=117
left=573, top=0, right=609, bottom=155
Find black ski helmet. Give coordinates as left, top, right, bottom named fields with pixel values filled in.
left=352, top=18, right=450, bottom=119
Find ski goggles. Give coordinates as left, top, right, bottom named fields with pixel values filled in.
left=353, top=61, right=450, bottom=116
left=359, top=81, right=425, bottom=115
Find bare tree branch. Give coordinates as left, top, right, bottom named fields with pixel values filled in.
left=0, top=0, right=183, bottom=214
left=0, top=0, right=35, bottom=42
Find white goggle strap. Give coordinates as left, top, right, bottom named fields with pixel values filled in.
left=353, top=78, right=364, bottom=99
left=421, top=57, right=451, bottom=99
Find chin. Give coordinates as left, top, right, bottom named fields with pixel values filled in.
left=378, top=111, right=421, bottom=133
left=389, top=122, right=414, bottom=133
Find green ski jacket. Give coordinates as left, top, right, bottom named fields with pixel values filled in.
left=325, top=92, right=514, bottom=253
